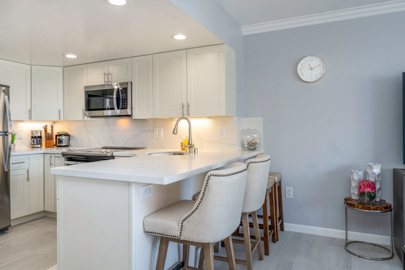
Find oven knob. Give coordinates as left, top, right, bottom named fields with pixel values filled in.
left=106, top=149, right=111, bottom=153
left=102, top=149, right=106, bottom=153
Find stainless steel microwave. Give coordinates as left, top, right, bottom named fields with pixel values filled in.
left=84, top=82, right=132, bottom=117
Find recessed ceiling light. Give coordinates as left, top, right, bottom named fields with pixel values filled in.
left=172, top=34, right=187, bottom=40
left=65, top=54, right=77, bottom=59
left=108, top=0, right=127, bottom=6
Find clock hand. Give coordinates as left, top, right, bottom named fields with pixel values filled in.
left=308, top=64, right=313, bottom=70
left=312, top=64, right=321, bottom=69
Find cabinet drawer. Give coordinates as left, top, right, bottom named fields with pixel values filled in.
left=10, top=156, right=29, bottom=170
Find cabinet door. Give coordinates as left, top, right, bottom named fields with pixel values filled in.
left=44, top=154, right=55, bottom=212
left=10, top=169, right=29, bottom=219
left=109, top=59, right=132, bottom=83
left=32, top=66, right=63, bottom=121
left=87, top=62, right=109, bottom=86
left=187, top=45, right=225, bottom=117
left=0, top=60, right=31, bottom=120
left=153, top=51, right=187, bottom=118
left=29, top=155, right=44, bottom=214
left=64, top=65, right=86, bottom=120
left=132, top=56, right=153, bottom=119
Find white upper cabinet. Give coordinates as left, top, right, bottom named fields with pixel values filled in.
left=86, top=59, right=131, bottom=86
left=64, top=65, right=86, bottom=121
left=32, top=66, right=63, bottom=121
left=132, top=55, right=153, bottom=119
left=109, top=59, right=132, bottom=83
left=0, top=60, right=31, bottom=121
left=187, top=44, right=235, bottom=117
left=153, top=51, right=187, bottom=118
left=86, top=61, right=109, bottom=86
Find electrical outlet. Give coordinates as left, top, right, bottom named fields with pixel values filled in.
left=219, top=127, right=226, bottom=139
left=286, top=187, right=293, bottom=199
left=15, top=130, right=23, bottom=139
left=141, top=185, right=153, bottom=200
left=154, top=128, right=163, bottom=139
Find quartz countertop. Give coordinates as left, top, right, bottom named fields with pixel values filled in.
left=51, top=149, right=262, bottom=185
left=11, top=147, right=72, bottom=156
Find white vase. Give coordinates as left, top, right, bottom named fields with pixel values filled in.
left=350, top=170, right=363, bottom=200
left=367, top=163, right=381, bottom=201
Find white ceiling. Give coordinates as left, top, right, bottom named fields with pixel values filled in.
left=0, top=0, right=223, bottom=66
left=214, top=0, right=393, bottom=26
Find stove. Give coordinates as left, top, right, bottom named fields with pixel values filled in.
left=62, top=147, right=145, bottom=165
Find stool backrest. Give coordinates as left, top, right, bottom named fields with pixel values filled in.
left=243, top=154, right=271, bottom=213
left=180, top=162, right=248, bottom=243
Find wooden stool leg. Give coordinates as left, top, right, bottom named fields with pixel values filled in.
left=156, top=237, right=169, bottom=270
left=183, top=244, right=189, bottom=270
left=214, top=242, right=220, bottom=253
left=242, top=213, right=253, bottom=270
left=262, top=190, right=270, bottom=255
left=198, top=248, right=204, bottom=269
left=203, top=243, right=215, bottom=270
left=278, top=180, right=284, bottom=232
left=252, top=211, right=264, bottom=260
left=224, top=236, right=236, bottom=270
left=270, top=185, right=277, bottom=243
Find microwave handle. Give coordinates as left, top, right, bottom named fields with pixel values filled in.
left=113, top=87, right=118, bottom=111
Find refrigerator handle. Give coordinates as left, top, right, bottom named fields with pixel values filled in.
left=2, top=94, right=11, bottom=172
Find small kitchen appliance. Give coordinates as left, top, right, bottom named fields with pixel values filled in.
left=31, top=130, right=42, bottom=148
left=55, top=131, right=71, bottom=147
left=84, top=82, right=132, bottom=117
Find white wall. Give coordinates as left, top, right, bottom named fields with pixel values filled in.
left=244, top=12, right=405, bottom=236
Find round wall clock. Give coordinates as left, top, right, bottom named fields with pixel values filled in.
left=297, top=56, right=326, bottom=83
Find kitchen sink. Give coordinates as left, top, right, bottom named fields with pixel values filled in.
left=148, top=151, right=185, bottom=156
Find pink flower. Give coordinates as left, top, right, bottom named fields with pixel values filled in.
left=358, top=180, right=376, bottom=194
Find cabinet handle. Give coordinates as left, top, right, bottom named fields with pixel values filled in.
left=59, top=109, right=61, bottom=120
left=28, top=109, right=31, bottom=120
left=50, top=156, right=53, bottom=167
left=108, top=72, right=112, bottom=84
left=104, top=73, right=107, bottom=84
left=82, top=108, right=85, bottom=120
left=11, top=161, right=25, bottom=165
left=26, top=169, right=29, bottom=181
left=187, top=102, right=190, bottom=116
left=182, top=103, right=185, bottom=116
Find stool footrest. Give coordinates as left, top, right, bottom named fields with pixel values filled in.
left=214, top=255, right=248, bottom=266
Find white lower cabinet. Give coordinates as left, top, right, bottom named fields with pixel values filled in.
left=45, top=154, right=64, bottom=212
left=10, top=154, right=45, bottom=219
left=10, top=169, right=29, bottom=219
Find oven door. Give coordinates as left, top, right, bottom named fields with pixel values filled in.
left=84, top=82, right=132, bottom=117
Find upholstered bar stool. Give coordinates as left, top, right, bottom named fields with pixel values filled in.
left=144, top=162, right=248, bottom=270
left=205, top=154, right=271, bottom=270
left=269, top=172, right=284, bottom=241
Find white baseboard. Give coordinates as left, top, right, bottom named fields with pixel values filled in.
left=284, top=223, right=390, bottom=245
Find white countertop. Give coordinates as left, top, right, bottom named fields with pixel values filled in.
left=51, top=149, right=262, bottom=185
left=11, top=147, right=71, bottom=156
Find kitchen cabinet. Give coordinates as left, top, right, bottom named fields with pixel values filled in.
left=29, top=155, right=44, bottom=214
left=109, top=59, right=132, bottom=83
left=45, top=154, right=64, bottom=212
left=86, top=59, right=132, bottom=86
left=32, top=66, right=63, bottom=121
left=132, top=55, right=153, bottom=119
left=153, top=50, right=187, bottom=118
left=86, top=62, right=109, bottom=85
left=0, top=59, right=31, bottom=121
left=10, top=169, right=29, bottom=219
left=187, top=45, right=235, bottom=117
left=64, top=65, right=87, bottom=120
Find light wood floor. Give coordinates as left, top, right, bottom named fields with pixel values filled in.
left=0, top=217, right=56, bottom=270
left=0, top=217, right=402, bottom=270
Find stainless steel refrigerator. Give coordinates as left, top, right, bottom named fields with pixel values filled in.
left=0, top=85, right=11, bottom=233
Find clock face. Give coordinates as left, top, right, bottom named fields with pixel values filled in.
left=297, top=56, right=326, bottom=83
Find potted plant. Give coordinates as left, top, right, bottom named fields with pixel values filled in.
left=10, top=132, right=16, bottom=150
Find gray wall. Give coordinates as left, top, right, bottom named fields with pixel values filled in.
left=170, top=0, right=245, bottom=116
left=244, top=12, right=405, bottom=235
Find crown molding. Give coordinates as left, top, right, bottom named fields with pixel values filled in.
left=242, top=0, right=405, bottom=35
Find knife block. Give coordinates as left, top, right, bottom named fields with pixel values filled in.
left=45, top=133, right=54, bottom=148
